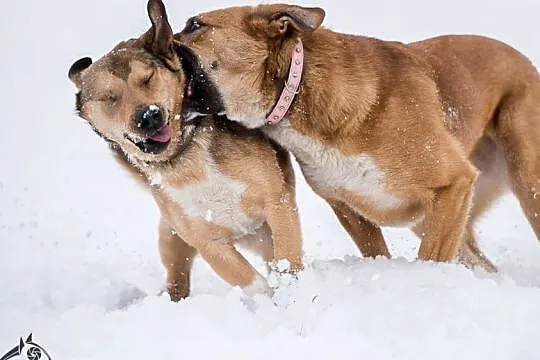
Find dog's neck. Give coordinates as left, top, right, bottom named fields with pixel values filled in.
left=265, top=39, right=304, bottom=125
left=267, top=29, right=381, bottom=140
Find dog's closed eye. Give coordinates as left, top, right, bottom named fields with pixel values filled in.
left=142, top=71, right=155, bottom=86
left=98, top=93, right=118, bottom=105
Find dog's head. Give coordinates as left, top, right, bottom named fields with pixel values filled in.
left=69, top=0, right=220, bottom=163
left=176, top=3, right=325, bottom=128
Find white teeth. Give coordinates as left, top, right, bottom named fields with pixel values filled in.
left=127, top=133, right=146, bottom=142
left=174, top=114, right=181, bottom=120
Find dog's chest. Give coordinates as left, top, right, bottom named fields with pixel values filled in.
left=159, top=166, right=263, bottom=237
left=265, top=123, right=402, bottom=210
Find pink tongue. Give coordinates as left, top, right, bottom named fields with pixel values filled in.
left=149, top=124, right=172, bottom=143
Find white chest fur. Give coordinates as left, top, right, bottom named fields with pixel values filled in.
left=160, top=164, right=263, bottom=237
left=264, top=122, right=403, bottom=211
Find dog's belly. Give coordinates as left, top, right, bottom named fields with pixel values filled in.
left=265, top=123, right=419, bottom=225
left=162, top=166, right=264, bottom=238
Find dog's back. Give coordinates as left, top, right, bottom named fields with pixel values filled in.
left=410, top=35, right=539, bottom=150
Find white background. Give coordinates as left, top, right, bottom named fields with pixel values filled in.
left=1, top=0, right=539, bottom=359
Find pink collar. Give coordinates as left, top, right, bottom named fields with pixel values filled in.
left=266, top=39, right=304, bottom=125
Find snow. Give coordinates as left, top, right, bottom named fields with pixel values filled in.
left=1, top=0, right=539, bottom=359
left=149, top=171, right=162, bottom=186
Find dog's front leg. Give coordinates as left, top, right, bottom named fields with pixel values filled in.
left=158, top=219, right=197, bottom=301
left=265, top=192, right=303, bottom=274
left=194, top=237, right=272, bottom=296
left=329, top=200, right=390, bottom=258
left=417, top=167, right=477, bottom=262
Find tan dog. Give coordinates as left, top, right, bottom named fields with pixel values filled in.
left=68, top=0, right=303, bottom=300
left=175, top=3, right=540, bottom=272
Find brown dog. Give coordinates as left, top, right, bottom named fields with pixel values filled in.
left=68, top=0, right=303, bottom=300
left=175, top=3, right=540, bottom=272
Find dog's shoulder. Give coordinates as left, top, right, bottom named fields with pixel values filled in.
left=200, top=115, right=291, bottom=186
left=204, top=115, right=276, bottom=159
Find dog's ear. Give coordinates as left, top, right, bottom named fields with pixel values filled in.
left=143, top=0, right=181, bottom=71
left=252, top=5, right=325, bottom=37
left=69, top=57, right=93, bottom=89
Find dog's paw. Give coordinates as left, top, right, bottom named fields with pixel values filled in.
left=158, top=283, right=190, bottom=302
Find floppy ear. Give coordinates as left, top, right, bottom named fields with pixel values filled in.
left=68, top=57, right=92, bottom=89
left=253, top=5, right=325, bottom=37
left=143, top=0, right=181, bottom=71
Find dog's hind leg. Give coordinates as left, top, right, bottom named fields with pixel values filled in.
left=330, top=200, right=391, bottom=258
left=457, top=226, right=497, bottom=273
left=454, top=136, right=510, bottom=273
left=158, top=219, right=197, bottom=301
left=495, top=92, right=540, bottom=239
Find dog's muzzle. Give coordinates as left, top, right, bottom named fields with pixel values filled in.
left=125, top=105, right=173, bottom=154
left=136, top=105, right=165, bottom=134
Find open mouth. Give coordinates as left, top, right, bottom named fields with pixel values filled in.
left=125, top=123, right=172, bottom=154
left=174, top=43, right=225, bottom=119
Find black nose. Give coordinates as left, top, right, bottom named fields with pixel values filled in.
left=136, top=106, right=164, bottom=132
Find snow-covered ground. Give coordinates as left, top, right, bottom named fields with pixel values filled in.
left=1, top=0, right=539, bottom=358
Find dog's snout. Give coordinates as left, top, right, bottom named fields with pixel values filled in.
left=136, top=105, right=164, bottom=132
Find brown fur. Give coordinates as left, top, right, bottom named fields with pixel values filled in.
left=176, top=3, right=539, bottom=271
left=68, top=1, right=303, bottom=300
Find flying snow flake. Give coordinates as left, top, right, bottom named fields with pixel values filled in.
left=149, top=172, right=162, bottom=186
left=446, top=106, right=459, bottom=121
left=205, top=209, right=213, bottom=222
